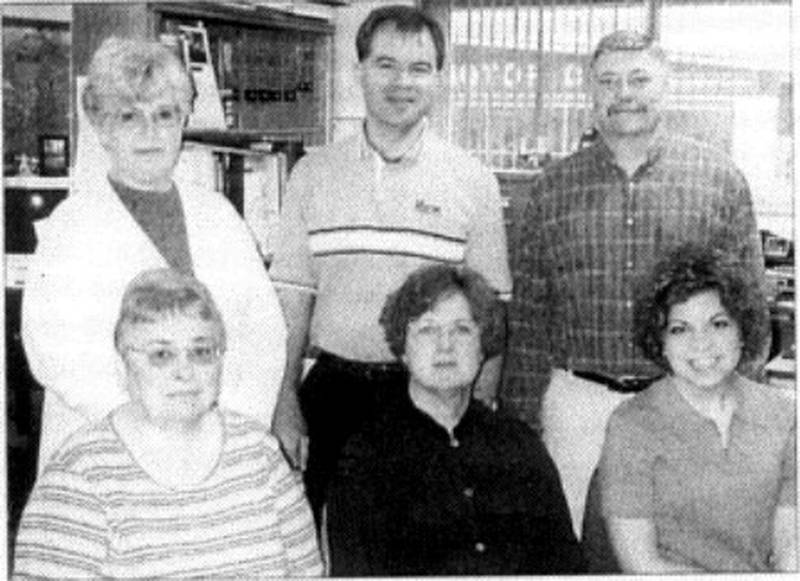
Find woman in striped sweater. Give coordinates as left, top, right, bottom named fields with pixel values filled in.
left=13, top=269, right=322, bottom=579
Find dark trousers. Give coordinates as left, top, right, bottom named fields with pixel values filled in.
left=299, top=351, right=407, bottom=526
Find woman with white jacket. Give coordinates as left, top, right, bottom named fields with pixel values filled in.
left=22, top=37, right=287, bottom=470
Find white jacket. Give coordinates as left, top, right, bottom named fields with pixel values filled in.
left=22, top=177, right=287, bottom=468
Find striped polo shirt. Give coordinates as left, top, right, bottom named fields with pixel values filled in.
left=13, top=411, right=323, bottom=578
left=271, top=125, right=512, bottom=362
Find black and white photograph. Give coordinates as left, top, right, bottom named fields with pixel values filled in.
left=1, top=0, right=796, bottom=578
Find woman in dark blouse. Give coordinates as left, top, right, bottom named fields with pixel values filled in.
left=326, top=264, right=584, bottom=576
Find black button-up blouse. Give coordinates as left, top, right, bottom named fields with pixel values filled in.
left=327, top=391, right=585, bottom=576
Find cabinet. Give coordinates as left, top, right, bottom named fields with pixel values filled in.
left=4, top=178, right=68, bottom=563
left=4, top=178, right=69, bottom=287
left=3, top=16, right=70, bottom=176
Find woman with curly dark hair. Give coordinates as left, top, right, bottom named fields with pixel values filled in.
left=596, top=243, right=796, bottom=572
left=326, top=264, right=584, bottom=576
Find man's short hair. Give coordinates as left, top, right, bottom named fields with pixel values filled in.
left=590, top=30, right=667, bottom=67
left=356, top=4, right=446, bottom=70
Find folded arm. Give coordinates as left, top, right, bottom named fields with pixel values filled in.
left=607, top=517, right=701, bottom=574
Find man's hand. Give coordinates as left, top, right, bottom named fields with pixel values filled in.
left=271, top=288, right=315, bottom=470
left=472, top=303, right=506, bottom=410
left=272, top=395, right=309, bottom=470
left=472, top=354, right=503, bottom=410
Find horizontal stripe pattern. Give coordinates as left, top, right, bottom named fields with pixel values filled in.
left=272, top=279, right=317, bottom=293
left=309, top=226, right=466, bottom=263
left=13, top=412, right=322, bottom=579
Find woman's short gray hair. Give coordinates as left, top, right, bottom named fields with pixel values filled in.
left=114, top=268, right=226, bottom=351
left=82, top=37, right=193, bottom=126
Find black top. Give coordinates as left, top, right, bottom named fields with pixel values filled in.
left=327, top=389, right=585, bottom=576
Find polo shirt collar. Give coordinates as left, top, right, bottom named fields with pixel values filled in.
left=651, top=374, right=757, bottom=428
left=649, top=378, right=705, bottom=427
left=726, top=374, right=776, bottom=428
left=358, top=117, right=429, bottom=164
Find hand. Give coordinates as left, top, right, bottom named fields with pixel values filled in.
left=272, top=405, right=309, bottom=471
left=478, top=396, right=500, bottom=412
left=472, top=354, right=502, bottom=409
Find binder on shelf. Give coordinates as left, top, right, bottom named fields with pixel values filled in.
left=243, top=150, right=286, bottom=261
left=178, top=23, right=226, bottom=130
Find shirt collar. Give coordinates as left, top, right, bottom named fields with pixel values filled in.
left=357, top=117, right=429, bottom=164
left=726, top=374, right=775, bottom=427
left=108, top=175, right=177, bottom=198
left=653, top=374, right=754, bottom=427
left=594, top=126, right=668, bottom=174
left=644, top=127, right=669, bottom=164
left=397, top=387, right=484, bottom=441
left=649, top=378, right=703, bottom=426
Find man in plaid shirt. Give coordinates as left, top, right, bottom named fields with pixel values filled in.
left=504, top=30, right=767, bottom=536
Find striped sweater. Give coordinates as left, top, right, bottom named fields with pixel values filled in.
left=13, top=411, right=323, bottom=579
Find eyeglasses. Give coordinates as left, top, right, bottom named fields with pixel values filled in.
left=111, top=104, right=184, bottom=132
left=408, top=320, right=479, bottom=342
left=125, top=343, right=224, bottom=368
left=368, top=58, right=436, bottom=80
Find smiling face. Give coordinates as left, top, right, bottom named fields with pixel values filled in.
left=403, top=292, right=484, bottom=400
left=591, top=49, right=668, bottom=140
left=663, top=290, right=742, bottom=392
left=97, top=93, right=185, bottom=191
left=358, top=22, right=441, bottom=135
left=120, top=313, right=223, bottom=429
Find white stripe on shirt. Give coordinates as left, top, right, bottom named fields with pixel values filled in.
left=309, top=227, right=466, bottom=263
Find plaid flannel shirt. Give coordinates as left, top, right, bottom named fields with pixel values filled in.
left=504, top=132, right=766, bottom=426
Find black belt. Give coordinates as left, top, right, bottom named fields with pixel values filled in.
left=316, top=351, right=404, bottom=379
left=572, top=370, right=661, bottom=394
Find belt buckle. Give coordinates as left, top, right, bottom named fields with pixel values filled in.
left=616, top=375, right=649, bottom=392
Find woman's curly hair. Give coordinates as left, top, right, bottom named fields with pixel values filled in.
left=634, top=242, right=768, bottom=372
left=380, top=265, right=506, bottom=361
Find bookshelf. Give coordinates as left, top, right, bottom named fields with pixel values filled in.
left=3, top=176, right=71, bottom=190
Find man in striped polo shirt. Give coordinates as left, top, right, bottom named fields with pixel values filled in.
left=505, top=30, right=768, bottom=537
left=270, top=4, right=512, bottom=523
